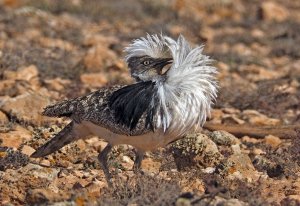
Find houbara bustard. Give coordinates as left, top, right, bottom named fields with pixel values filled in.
left=31, top=34, right=218, bottom=181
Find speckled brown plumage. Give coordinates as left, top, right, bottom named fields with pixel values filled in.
left=43, top=84, right=152, bottom=136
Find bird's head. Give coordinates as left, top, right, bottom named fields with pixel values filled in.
left=124, top=34, right=172, bottom=82
left=127, top=55, right=172, bottom=81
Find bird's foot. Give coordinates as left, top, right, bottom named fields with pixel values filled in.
left=133, top=150, right=144, bottom=174
left=98, top=144, right=113, bottom=186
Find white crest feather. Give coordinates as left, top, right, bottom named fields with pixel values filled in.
left=156, top=35, right=218, bottom=136
left=124, top=34, right=169, bottom=61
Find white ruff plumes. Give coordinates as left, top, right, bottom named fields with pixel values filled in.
left=125, top=34, right=218, bottom=137
left=156, top=35, right=218, bottom=136
left=124, top=34, right=170, bottom=61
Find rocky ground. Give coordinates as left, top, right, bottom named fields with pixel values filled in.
left=0, top=0, right=299, bottom=205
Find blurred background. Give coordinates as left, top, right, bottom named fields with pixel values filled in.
left=0, top=0, right=299, bottom=205
left=0, top=0, right=299, bottom=123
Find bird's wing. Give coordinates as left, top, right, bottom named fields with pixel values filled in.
left=42, top=85, right=122, bottom=120
left=43, top=84, right=155, bottom=136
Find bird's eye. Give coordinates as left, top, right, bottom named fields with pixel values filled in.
left=143, top=60, right=150, bottom=65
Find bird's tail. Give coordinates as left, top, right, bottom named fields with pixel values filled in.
left=31, top=121, right=75, bottom=158
left=42, top=99, right=77, bottom=118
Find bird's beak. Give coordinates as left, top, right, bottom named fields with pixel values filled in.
left=154, top=58, right=173, bottom=69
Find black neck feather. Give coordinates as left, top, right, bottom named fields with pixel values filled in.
left=108, top=81, right=158, bottom=131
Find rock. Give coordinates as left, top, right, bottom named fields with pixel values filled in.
left=239, top=64, right=284, bottom=81
left=264, top=135, right=282, bottom=148
left=83, top=34, right=119, bottom=48
left=40, top=159, right=51, bottom=167
left=141, top=158, right=161, bottom=174
left=122, top=155, right=134, bottom=164
left=75, top=139, right=86, bottom=152
left=252, top=155, right=284, bottom=178
left=242, top=110, right=280, bottom=126
left=210, top=109, right=224, bottom=124
left=223, top=108, right=241, bottom=114
left=252, top=148, right=265, bottom=155
left=39, top=37, right=75, bottom=51
left=231, top=144, right=241, bottom=154
left=226, top=152, right=258, bottom=182
left=171, top=133, right=222, bottom=169
left=251, top=29, right=265, bottom=38
left=208, top=196, right=248, bottom=206
left=0, top=125, right=32, bottom=148
left=260, top=2, right=289, bottom=22
left=21, top=145, right=36, bottom=156
left=29, top=164, right=59, bottom=181
left=209, top=130, right=240, bottom=146
left=84, top=45, right=117, bottom=72
left=0, top=79, right=16, bottom=96
left=80, top=72, right=108, bottom=88
left=3, top=65, right=39, bottom=81
left=0, top=110, right=8, bottom=124
left=241, top=136, right=262, bottom=144
left=85, top=181, right=103, bottom=197
left=17, top=65, right=39, bottom=81
left=0, top=92, right=53, bottom=126
left=201, top=167, right=216, bottom=174
left=44, top=78, right=71, bottom=91
left=222, top=115, right=245, bottom=125
left=86, top=138, right=106, bottom=152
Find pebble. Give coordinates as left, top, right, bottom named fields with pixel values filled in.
left=264, top=135, right=282, bottom=148
left=21, top=145, right=36, bottom=156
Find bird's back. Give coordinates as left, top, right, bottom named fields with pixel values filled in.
left=43, top=84, right=155, bottom=136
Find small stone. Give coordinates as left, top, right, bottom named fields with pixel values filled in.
left=226, top=152, right=258, bottom=182
left=80, top=72, right=108, bottom=88
left=171, top=133, right=222, bottom=169
left=223, top=108, right=241, bottom=114
left=0, top=93, right=53, bottom=126
left=3, top=65, right=39, bottom=81
left=242, top=110, right=280, bottom=126
left=39, top=37, right=74, bottom=51
left=21, top=145, right=36, bottom=156
left=86, top=139, right=107, bottom=152
left=40, top=159, right=51, bottom=167
left=26, top=163, right=59, bottom=181
left=252, top=148, right=265, bottom=155
left=241, top=136, right=262, bottom=144
left=231, top=144, right=241, bottom=154
left=0, top=79, right=16, bottom=96
left=201, top=167, right=216, bottom=174
left=209, top=130, right=240, bottom=146
left=141, top=158, right=161, bottom=174
left=0, top=125, right=32, bottom=148
left=84, top=45, right=117, bottom=72
left=222, top=115, right=245, bottom=125
left=44, top=78, right=71, bottom=91
left=75, top=139, right=86, bottom=152
left=0, top=111, right=9, bottom=124
left=122, top=155, right=134, bottom=164
left=251, top=29, right=264, bottom=38
left=83, top=34, right=118, bottom=48
left=73, top=170, right=84, bottom=178
left=17, top=65, right=39, bottom=81
left=86, top=182, right=102, bottom=197
left=260, top=1, right=289, bottom=22
left=264, top=135, right=282, bottom=148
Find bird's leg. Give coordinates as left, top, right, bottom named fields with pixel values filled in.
left=98, top=144, right=113, bottom=183
left=133, top=150, right=144, bottom=173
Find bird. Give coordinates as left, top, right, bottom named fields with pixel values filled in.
left=31, top=34, right=218, bottom=182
